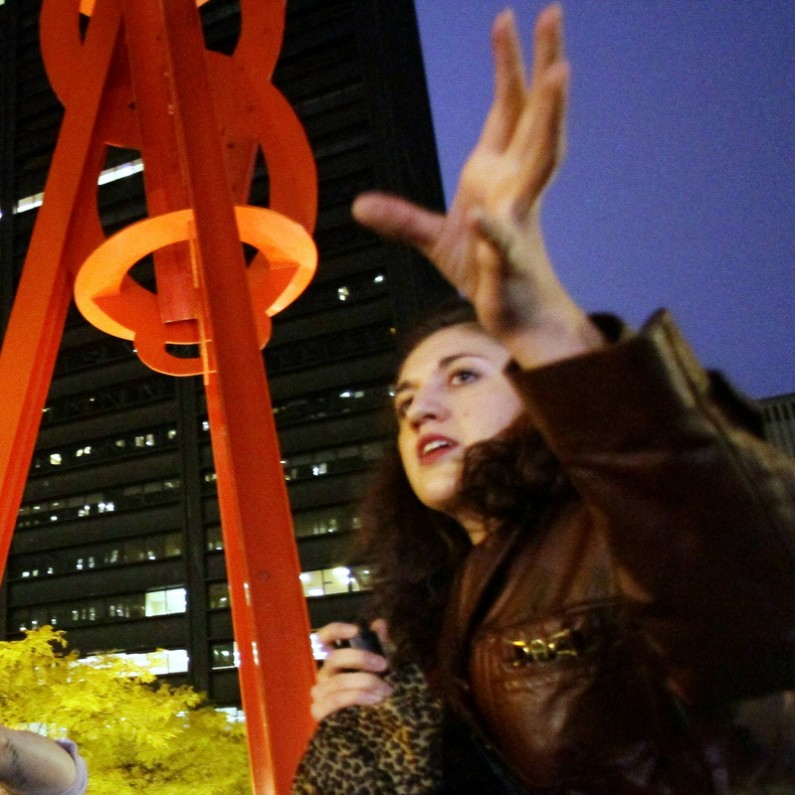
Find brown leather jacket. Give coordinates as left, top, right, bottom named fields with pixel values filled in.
left=440, top=312, right=795, bottom=794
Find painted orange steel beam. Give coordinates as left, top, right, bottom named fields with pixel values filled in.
left=0, top=1, right=319, bottom=792
left=139, top=3, right=316, bottom=791
left=0, top=0, right=124, bottom=585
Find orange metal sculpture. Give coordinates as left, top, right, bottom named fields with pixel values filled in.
left=0, top=0, right=318, bottom=792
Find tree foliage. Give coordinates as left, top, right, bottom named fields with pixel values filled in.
left=0, top=627, right=250, bottom=794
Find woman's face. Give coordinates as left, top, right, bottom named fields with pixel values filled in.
left=394, top=323, right=524, bottom=517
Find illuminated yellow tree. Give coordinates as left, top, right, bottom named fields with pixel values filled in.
left=0, top=627, right=249, bottom=794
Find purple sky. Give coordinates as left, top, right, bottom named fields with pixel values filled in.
left=413, top=1, right=795, bottom=399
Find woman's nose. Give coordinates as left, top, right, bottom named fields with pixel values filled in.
left=405, top=386, right=446, bottom=427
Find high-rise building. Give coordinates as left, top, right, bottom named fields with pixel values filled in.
left=760, top=393, right=795, bottom=458
left=0, top=0, right=451, bottom=706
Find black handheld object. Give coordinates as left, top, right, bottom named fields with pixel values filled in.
left=336, top=625, right=384, bottom=656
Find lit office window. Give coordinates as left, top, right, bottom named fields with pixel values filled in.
left=300, top=571, right=324, bottom=598
left=10, top=531, right=184, bottom=582
left=210, top=567, right=370, bottom=601
left=82, top=648, right=189, bottom=676
left=322, top=566, right=358, bottom=595
left=164, top=532, right=182, bottom=558
left=106, top=595, right=146, bottom=620
left=216, top=706, right=246, bottom=723
left=208, top=583, right=230, bottom=610
left=14, top=159, right=143, bottom=214
left=293, top=506, right=360, bottom=538
left=145, top=587, right=186, bottom=617
left=213, top=638, right=327, bottom=666
left=18, top=478, right=181, bottom=528
left=299, top=565, right=372, bottom=598
left=211, top=642, right=239, bottom=670
left=205, top=525, right=224, bottom=552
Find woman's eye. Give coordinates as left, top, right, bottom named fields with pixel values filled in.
left=450, top=369, right=478, bottom=386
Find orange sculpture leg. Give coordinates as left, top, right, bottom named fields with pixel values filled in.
left=159, top=4, right=318, bottom=779
left=0, top=0, right=124, bottom=590
left=0, top=1, right=319, bottom=792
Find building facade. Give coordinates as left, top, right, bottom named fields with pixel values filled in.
left=0, top=0, right=451, bottom=706
left=761, top=393, right=795, bottom=459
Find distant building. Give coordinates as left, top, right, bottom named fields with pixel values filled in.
left=0, top=0, right=451, bottom=707
left=760, top=393, right=795, bottom=458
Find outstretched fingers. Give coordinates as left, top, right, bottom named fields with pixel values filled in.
left=352, top=192, right=445, bottom=257
left=510, top=58, right=569, bottom=209
left=484, top=4, right=569, bottom=215
left=503, top=5, right=568, bottom=214
left=349, top=4, right=570, bottom=314
left=477, top=9, right=527, bottom=154
left=530, top=3, right=564, bottom=95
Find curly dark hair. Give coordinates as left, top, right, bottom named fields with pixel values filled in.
left=353, top=299, right=573, bottom=672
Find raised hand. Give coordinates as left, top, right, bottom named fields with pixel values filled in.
left=353, top=5, right=601, bottom=368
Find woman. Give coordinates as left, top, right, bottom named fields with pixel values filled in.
left=295, top=5, right=795, bottom=793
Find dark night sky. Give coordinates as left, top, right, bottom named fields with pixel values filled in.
left=414, top=1, right=794, bottom=399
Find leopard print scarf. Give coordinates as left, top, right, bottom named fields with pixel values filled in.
left=292, top=664, right=443, bottom=795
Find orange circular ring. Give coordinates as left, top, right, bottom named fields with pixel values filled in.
left=74, top=205, right=317, bottom=375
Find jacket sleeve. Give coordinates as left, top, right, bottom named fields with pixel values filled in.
left=510, top=309, right=795, bottom=706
